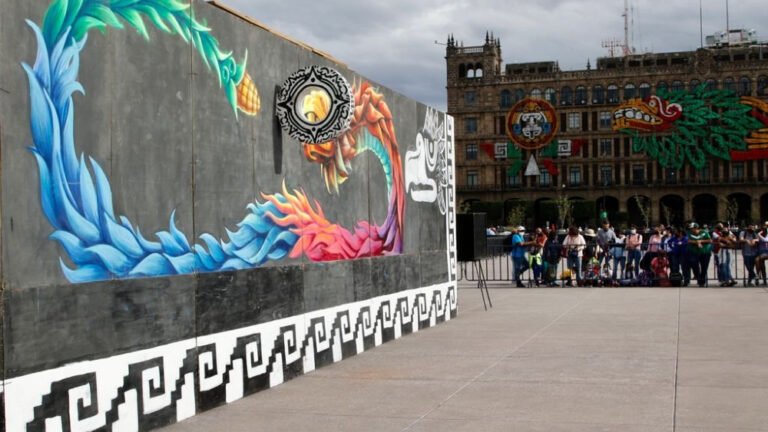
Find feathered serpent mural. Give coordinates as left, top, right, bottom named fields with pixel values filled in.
left=23, top=0, right=404, bottom=283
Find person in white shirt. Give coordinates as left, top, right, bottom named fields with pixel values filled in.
left=561, top=225, right=586, bottom=285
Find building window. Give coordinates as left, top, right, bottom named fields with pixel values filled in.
left=599, top=138, right=612, bottom=156
left=514, top=88, right=526, bottom=103
left=530, top=88, right=542, bottom=99
left=607, top=84, right=619, bottom=103
left=599, top=112, right=611, bottom=129
left=665, top=167, right=678, bottom=184
left=738, top=76, right=752, bottom=96
left=639, top=82, right=651, bottom=99
left=632, top=164, right=645, bottom=185
left=723, top=77, right=736, bottom=92
left=732, top=163, right=745, bottom=182
left=466, top=143, right=478, bottom=160
left=544, top=88, right=557, bottom=105
left=592, top=85, right=605, bottom=104
left=657, top=81, right=669, bottom=94
left=758, top=75, right=768, bottom=96
left=575, top=86, right=587, bottom=105
left=623, top=83, right=636, bottom=100
left=600, top=166, right=613, bottom=185
left=500, top=89, right=512, bottom=107
left=697, top=165, right=710, bottom=183
left=689, top=79, right=700, bottom=91
left=464, top=90, right=477, bottom=106
left=539, top=170, right=551, bottom=186
left=704, top=79, right=717, bottom=90
left=567, top=112, right=581, bottom=129
left=569, top=167, right=582, bottom=186
left=561, top=86, right=573, bottom=105
left=506, top=170, right=520, bottom=187
left=467, top=170, right=479, bottom=187
left=671, top=80, right=684, bottom=92
left=465, top=117, right=478, bottom=134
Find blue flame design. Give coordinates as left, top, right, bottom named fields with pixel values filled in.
left=22, top=21, right=299, bottom=283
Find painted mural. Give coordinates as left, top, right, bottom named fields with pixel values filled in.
left=613, top=87, right=768, bottom=169
left=23, top=0, right=406, bottom=283
left=505, top=97, right=558, bottom=151
left=405, top=106, right=449, bottom=215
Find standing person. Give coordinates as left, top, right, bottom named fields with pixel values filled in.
left=740, top=223, right=759, bottom=286
left=668, top=227, right=690, bottom=286
left=542, top=231, right=561, bottom=286
left=755, top=223, right=768, bottom=285
left=642, top=225, right=664, bottom=271
left=562, top=226, right=586, bottom=284
left=596, top=220, right=617, bottom=267
left=687, top=223, right=713, bottom=287
left=610, top=230, right=627, bottom=280
left=626, top=225, right=643, bottom=279
left=510, top=226, right=534, bottom=288
left=712, top=223, right=737, bottom=286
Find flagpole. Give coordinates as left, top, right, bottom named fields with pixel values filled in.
left=699, top=0, right=704, bottom=48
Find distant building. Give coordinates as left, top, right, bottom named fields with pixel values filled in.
left=445, top=32, right=768, bottom=228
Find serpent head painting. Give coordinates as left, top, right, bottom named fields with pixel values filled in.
left=23, top=0, right=407, bottom=282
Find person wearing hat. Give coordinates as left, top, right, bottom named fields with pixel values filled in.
left=509, top=225, right=534, bottom=288
left=740, top=223, right=759, bottom=286
left=561, top=225, right=586, bottom=285
left=687, top=223, right=712, bottom=287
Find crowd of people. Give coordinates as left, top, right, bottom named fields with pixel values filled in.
left=504, top=220, right=768, bottom=288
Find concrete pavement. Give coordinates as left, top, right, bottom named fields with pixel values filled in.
left=162, top=283, right=768, bottom=431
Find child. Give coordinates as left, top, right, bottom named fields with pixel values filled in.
left=582, top=255, right=600, bottom=286
left=601, top=262, right=615, bottom=286
left=651, top=250, right=670, bottom=287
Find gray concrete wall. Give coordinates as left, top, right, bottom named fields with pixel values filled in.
left=0, top=1, right=456, bottom=430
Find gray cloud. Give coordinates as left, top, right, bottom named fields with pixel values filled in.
left=218, top=0, right=768, bottom=111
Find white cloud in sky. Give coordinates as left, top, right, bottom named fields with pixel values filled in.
left=218, top=0, right=768, bottom=111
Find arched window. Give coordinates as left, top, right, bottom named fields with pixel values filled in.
left=500, top=90, right=512, bottom=108
left=592, top=85, right=605, bottom=104
left=657, top=81, right=669, bottom=94
left=623, top=83, right=636, bottom=100
left=689, top=79, right=701, bottom=91
left=561, top=86, right=573, bottom=105
left=607, top=84, right=619, bottom=103
left=704, top=79, right=717, bottom=90
left=575, top=86, right=587, bottom=105
left=530, top=88, right=542, bottom=99
left=758, top=75, right=768, bottom=96
left=474, top=63, right=484, bottom=78
left=544, top=88, right=557, bottom=105
left=514, top=88, right=526, bottom=103
left=723, top=77, right=736, bottom=92
left=738, top=76, right=752, bottom=96
left=671, top=80, right=684, bottom=92
left=639, top=82, right=651, bottom=99
left=466, top=65, right=475, bottom=78
left=459, top=64, right=466, bottom=78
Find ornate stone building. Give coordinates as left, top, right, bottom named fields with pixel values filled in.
left=446, top=32, right=768, bottom=228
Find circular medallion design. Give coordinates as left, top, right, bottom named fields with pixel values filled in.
left=276, top=66, right=354, bottom=144
left=505, top=98, right=558, bottom=150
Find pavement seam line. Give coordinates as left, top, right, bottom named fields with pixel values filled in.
left=400, top=288, right=599, bottom=432
left=672, top=287, right=682, bottom=432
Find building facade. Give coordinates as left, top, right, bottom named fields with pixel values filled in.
left=446, top=33, right=768, bottom=228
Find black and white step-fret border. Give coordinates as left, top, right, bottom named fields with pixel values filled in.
left=4, top=282, right=457, bottom=432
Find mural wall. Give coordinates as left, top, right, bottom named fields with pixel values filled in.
left=0, top=0, right=457, bottom=430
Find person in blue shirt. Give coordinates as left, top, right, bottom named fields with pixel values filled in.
left=667, top=227, right=689, bottom=286
left=510, top=226, right=534, bottom=287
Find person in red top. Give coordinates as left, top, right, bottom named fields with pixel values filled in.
left=651, top=250, right=670, bottom=286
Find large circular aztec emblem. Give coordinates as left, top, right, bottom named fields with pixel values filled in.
left=276, top=65, right=354, bottom=144
left=506, top=98, right=558, bottom=150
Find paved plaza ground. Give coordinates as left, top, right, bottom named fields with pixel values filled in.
left=163, top=283, right=768, bottom=431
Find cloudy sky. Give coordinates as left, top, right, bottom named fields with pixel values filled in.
left=219, top=0, right=768, bottom=111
